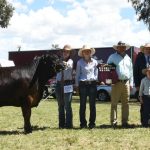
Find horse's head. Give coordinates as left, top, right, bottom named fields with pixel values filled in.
left=40, top=54, right=64, bottom=77
left=47, top=54, right=65, bottom=73
left=29, top=54, right=64, bottom=88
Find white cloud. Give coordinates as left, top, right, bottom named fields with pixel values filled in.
left=26, top=0, right=35, bottom=4
left=0, top=0, right=150, bottom=60
left=48, top=0, right=55, bottom=5
left=8, top=0, right=28, bottom=12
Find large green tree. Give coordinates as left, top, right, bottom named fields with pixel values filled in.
left=0, top=0, right=14, bottom=28
left=129, top=0, right=150, bottom=30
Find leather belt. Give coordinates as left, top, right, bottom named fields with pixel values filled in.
left=57, top=80, right=73, bottom=84
left=80, top=81, right=96, bottom=85
left=118, top=79, right=129, bottom=83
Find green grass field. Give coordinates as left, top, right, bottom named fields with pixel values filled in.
left=0, top=97, right=150, bottom=150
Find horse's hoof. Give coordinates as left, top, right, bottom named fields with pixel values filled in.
left=24, top=130, right=32, bottom=134
left=24, top=127, right=32, bottom=134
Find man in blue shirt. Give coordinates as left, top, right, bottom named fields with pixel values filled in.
left=107, top=41, right=133, bottom=128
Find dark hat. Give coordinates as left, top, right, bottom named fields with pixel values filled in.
left=113, top=41, right=130, bottom=50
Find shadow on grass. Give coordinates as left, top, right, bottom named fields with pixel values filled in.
left=0, top=125, right=50, bottom=135
left=48, top=124, right=142, bottom=130
left=98, top=124, right=142, bottom=129
left=0, top=130, right=23, bottom=135
left=31, top=125, right=50, bottom=131
left=0, top=124, right=144, bottom=135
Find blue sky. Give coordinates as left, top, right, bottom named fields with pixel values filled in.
left=0, top=0, right=150, bottom=63
left=120, top=8, right=135, bottom=19
left=25, top=0, right=50, bottom=10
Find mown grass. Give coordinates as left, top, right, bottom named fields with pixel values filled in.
left=0, top=97, right=150, bottom=150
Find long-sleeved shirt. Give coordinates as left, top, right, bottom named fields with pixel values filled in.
left=56, top=59, right=73, bottom=81
left=145, top=55, right=150, bottom=67
left=107, top=52, right=133, bottom=87
left=75, top=58, right=98, bottom=86
left=133, top=52, right=146, bottom=88
left=139, top=77, right=150, bottom=96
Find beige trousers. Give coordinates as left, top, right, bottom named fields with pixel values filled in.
left=110, top=81, right=130, bottom=125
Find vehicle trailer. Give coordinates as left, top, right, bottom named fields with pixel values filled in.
left=9, top=46, right=139, bottom=66
left=9, top=46, right=139, bottom=101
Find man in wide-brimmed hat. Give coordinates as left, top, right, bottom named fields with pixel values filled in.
left=134, top=43, right=150, bottom=80
left=143, top=43, right=150, bottom=51
left=113, top=41, right=130, bottom=51
left=134, top=43, right=150, bottom=125
left=107, top=41, right=133, bottom=128
left=75, top=45, right=98, bottom=129
left=139, top=67, right=150, bottom=127
left=134, top=43, right=150, bottom=91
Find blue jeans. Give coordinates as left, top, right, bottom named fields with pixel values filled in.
left=141, top=95, right=150, bottom=127
left=79, top=82, right=97, bottom=127
left=56, top=83, right=73, bottom=128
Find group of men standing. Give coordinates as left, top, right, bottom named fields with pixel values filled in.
left=55, top=41, right=150, bottom=129
left=134, top=43, right=150, bottom=127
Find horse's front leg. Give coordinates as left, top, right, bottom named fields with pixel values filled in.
left=21, top=105, right=32, bottom=133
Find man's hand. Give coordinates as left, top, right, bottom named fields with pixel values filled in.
left=63, top=61, right=67, bottom=67
left=100, top=81, right=105, bottom=85
left=74, top=86, right=79, bottom=95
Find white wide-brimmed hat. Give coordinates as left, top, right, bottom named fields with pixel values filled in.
left=78, top=45, right=95, bottom=57
left=143, top=43, right=150, bottom=49
left=63, top=44, right=72, bottom=51
left=113, top=41, right=130, bottom=50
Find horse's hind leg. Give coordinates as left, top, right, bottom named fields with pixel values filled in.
left=21, top=105, right=32, bottom=133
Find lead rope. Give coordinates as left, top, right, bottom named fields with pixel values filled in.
left=61, top=67, right=64, bottom=105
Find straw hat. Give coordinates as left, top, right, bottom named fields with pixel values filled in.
left=63, top=44, right=72, bottom=51
left=78, top=45, right=95, bottom=57
left=113, top=41, right=130, bottom=50
left=143, top=43, right=150, bottom=49
left=142, top=67, right=150, bottom=75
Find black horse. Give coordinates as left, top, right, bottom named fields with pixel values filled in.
left=0, top=54, right=63, bottom=133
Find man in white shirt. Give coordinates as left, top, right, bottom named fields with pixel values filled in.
left=107, top=41, right=133, bottom=128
